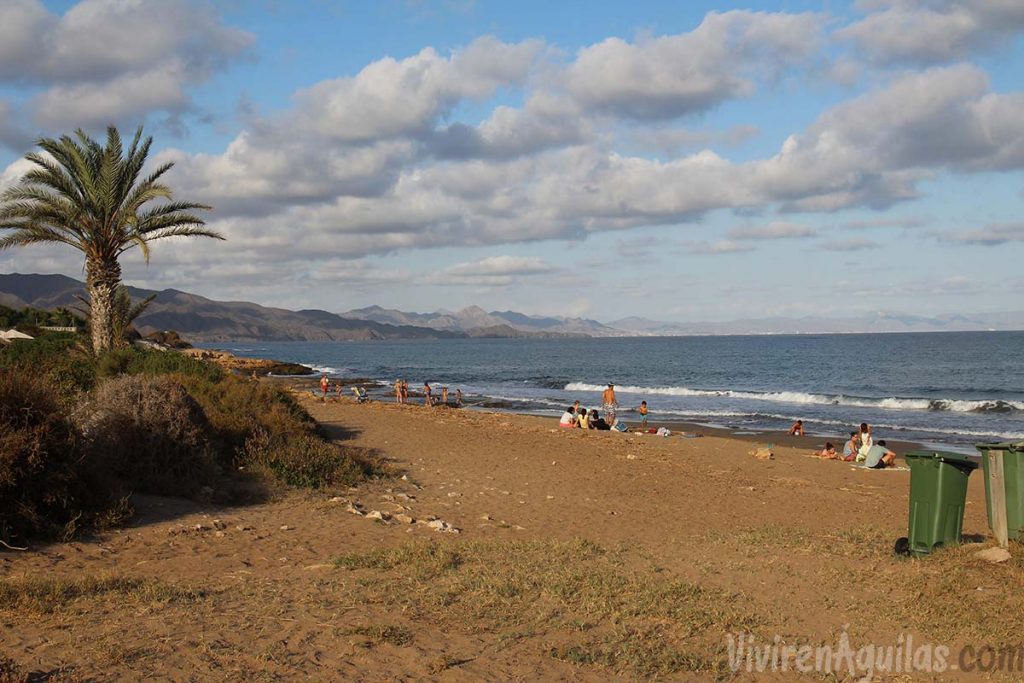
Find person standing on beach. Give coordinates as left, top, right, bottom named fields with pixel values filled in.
left=638, top=401, right=649, bottom=429
left=320, top=373, right=330, bottom=402
left=394, top=379, right=403, bottom=404
left=602, top=383, right=619, bottom=424
left=401, top=380, right=409, bottom=403
left=455, top=388, right=463, bottom=407
left=423, top=381, right=432, bottom=406
left=441, top=386, right=449, bottom=406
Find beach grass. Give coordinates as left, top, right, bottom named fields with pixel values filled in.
left=0, top=574, right=209, bottom=615
left=334, top=538, right=762, bottom=677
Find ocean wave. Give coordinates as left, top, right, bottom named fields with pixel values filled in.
left=646, top=409, right=1024, bottom=440
left=563, top=382, right=1024, bottom=414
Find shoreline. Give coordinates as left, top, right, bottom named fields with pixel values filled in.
left=264, top=372, right=936, bottom=457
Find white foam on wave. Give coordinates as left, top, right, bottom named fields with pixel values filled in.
left=563, top=382, right=1023, bottom=414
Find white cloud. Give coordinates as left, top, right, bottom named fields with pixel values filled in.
left=565, top=10, right=823, bottom=120
left=0, top=0, right=253, bottom=131
left=728, top=221, right=818, bottom=240
left=838, top=0, right=1024, bottom=65
left=940, top=222, right=1024, bottom=245
left=425, top=255, right=556, bottom=286
left=686, top=240, right=755, bottom=254
left=818, top=237, right=881, bottom=251
left=293, top=37, right=542, bottom=143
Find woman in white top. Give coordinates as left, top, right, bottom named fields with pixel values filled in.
left=857, top=422, right=873, bottom=461
left=559, top=407, right=577, bottom=428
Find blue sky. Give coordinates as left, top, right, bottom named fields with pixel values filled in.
left=1, top=0, right=1023, bottom=323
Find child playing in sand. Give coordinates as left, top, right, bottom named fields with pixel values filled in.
left=789, top=420, right=805, bottom=436
left=812, top=442, right=838, bottom=459
left=638, top=400, right=649, bottom=429
left=857, top=423, right=873, bottom=461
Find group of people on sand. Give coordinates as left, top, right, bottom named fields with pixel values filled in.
left=792, top=419, right=899, bottom=469
left=393, top=378, right=462, bottom=408
left=558, top=383, right=650, bottom=432
left=319, top=373, right=369, bottom=403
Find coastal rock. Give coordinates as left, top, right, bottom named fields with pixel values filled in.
left=394, top=514, right=414, bottom=524
left=426, top=519, right=460, bottom=534
left=346, top=503, right=365, bottom=516
left=279, top=525, right=294, bottom=531
left=366, top=510, right=390, bottom=521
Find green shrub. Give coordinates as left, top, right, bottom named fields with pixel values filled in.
left=242, top=428, right=378, bottom=488
left=0, top=335, right=96, bottom=394
left=76, top=375, right=219, bottom=496
left=0, top=369, right=116, bottom=544
left=177, top=373, right=315, bottom=458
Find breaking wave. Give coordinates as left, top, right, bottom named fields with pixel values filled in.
left=563, top=383, right=1024, bottom=414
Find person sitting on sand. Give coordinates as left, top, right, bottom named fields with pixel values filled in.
left=352, top=386, right=368, bottom=403
left=591, top=411, right=611, bottom=430
left=862, top=440, right=897, bottom=469
left=559, top=406, right=577, bottom=428
left=813, top=442, right=838, bottom=459
left=576, top=408, right=590, bottom=429
left=789, top=420, right=805, bottom=436
left=857, top=422, right=873, bottom=461
left=842, top=432, right=860, bottom=461
left=638, top=400, right=649, bottom=429
left=334, top=381, right=343, bottom=396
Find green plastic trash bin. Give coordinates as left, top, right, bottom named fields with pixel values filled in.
left=975, top=442, right=1024, bottom=541
left=904, top=450, right=979, bottom=555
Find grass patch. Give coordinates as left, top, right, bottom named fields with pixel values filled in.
left=342, top=624, right=414, bottom=648
left=334, top=538, right=760, bottom=677
left=0, top=575, right=208, bottom=615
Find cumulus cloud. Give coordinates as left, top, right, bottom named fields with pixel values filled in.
left=0, top=0, right=253, bottom=131
left=727, top=221, right=818, bottom=240
left=293, top=37, right=542, bottom=143
left=842, top=217, right=925, bottom=230
left=565, top=10, right=823, bottom=120
left=838, top=0, right=1024, bottom=65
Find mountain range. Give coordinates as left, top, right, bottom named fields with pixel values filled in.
left=2, top=273, right=1022, bottom=341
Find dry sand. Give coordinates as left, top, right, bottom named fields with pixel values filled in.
left=2, top=396, right=1019, bottom=681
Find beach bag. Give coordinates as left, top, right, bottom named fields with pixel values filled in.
left=613, top=422, right=628, bottom=432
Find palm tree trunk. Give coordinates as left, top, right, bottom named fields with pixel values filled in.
left=85, top=258, right=122, bottom=354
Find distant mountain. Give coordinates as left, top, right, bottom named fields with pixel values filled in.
left=609, top=311, right=1024, bottom=336
left=3, top=273, right=1021, bottom=341
left=0, top=274, right=590, bottom=342
left=342, top=304, right=618, bottom=337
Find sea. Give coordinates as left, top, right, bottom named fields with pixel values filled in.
left=215, top=331, right=1024, bottom=453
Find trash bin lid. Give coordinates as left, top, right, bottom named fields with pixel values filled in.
left=975, top=441, right=1024, bottom=453
left=905, top=450, right=980, bottom=467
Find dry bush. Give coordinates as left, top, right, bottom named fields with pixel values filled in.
left=0, top=369, right=111, bottom=543
left=76, top=374, right=219, bottom=496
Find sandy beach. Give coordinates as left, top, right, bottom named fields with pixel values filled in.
left=2, top=394, right=1019, bottom=681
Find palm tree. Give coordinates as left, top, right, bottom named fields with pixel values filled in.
left=0, top=126, right=220, bottom=354
left=75, top=287, right=156, bottom=346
